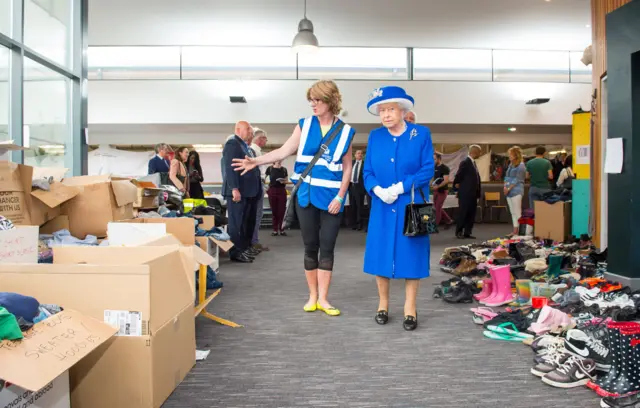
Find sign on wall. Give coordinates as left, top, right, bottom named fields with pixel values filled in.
left=576, top=145, right=590, bottom=165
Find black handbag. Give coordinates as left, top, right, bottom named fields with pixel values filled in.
left=282, top=122, right=346, bottom=229
left=403, top=185, right=438, bottom=237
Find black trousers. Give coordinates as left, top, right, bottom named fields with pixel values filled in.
left=296, top=201, right=343, bottom=271
left=349, top=183, right=366, bottom=228
left=227, top=195, right=258, bottom=257
left=456, top=195, right=477, bottom=236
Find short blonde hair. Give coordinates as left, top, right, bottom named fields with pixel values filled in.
left=306, top=80, right=342, bottom=115
left=508, top=145, right=523, bottom=166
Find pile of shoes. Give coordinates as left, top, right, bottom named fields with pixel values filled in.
left=434, top=277, right=479, bottom=303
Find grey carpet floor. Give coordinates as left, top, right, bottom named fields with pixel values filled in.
left=163, top=224, right=599, bottom=408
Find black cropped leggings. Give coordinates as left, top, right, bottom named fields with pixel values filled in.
left=296, top=201, right=343, bottom=271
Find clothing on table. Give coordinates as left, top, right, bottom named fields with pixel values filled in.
left=556, top=167, right=575, bottom=188
left=433, top=163, right=450, bottom=193
left=363, top=122, right=435, bottom=280
left=526, top=157, right=553, bottom=189
left=296, top=201, right=343, bottom=271
left=453, top=156, right=481, bottom=237
left=188, top=164, right=205, bottom=199
left=148, top=155, right=171, bottom=175
left=504, top=162, right=526, bottom=198
left=33, top=304, right=63, bottom=323
left=0, top=292, right=40, bottom=323
left=266, top=166, right=288, bottom=188
left=506, top=194, right=523, bottom=228
left=349, top=158, right=366, bottom=229
left=195, top=226, right=231, bottom=241
left=529, top=186, right=552, bottom=206
left=0, top=307, right=23, bottom=341
left=267, top=186, right=287, bottom=232
left=46, top=229, right=98, bottom=247
left=290, top=116, right=355, bottom=213
left=433, top=190, right=453, bottom=226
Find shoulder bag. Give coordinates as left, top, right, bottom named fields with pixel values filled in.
left=403, top=185, right=438, bottom=237
left=282, top=122, right=346, bottom=229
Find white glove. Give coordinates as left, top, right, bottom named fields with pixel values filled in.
left=373, top=186, right=398, bottom=205
left=387, top=182, right=405, bottom=197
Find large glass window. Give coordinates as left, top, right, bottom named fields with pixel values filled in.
left=181, top=46, right=297, bottom=80
left=570, top=51, right=592, bottom=84
left=23, top=57, right=70, bottom=168
left=88, top=46, right=181, bottom=80
left=0, top=0, right=12, bottom=37
left=413, top=49, right=492, bottom=81
left=298, top=47, right=407, bottom=80
left=493, top=50, right=570, bottom=83
left=0, top=46, right=8, bottom=143
left=24, top=0, right=72, bottom=67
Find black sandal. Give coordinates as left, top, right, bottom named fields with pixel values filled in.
left=403, top=312, right=418, bottom=331
left=375, top=310, right=389, bottom=325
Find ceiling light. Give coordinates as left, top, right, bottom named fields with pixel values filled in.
left=508, top=127, right=517, bottom=132
left=586, top=24, right=591, bottom=28
left=292, top=0, right=319, bottom=53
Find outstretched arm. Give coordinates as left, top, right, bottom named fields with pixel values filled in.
left=233, top=125, right=301, bottom=175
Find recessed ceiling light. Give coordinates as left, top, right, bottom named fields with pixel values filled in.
left=586, top=24, right=591, bottom=28
left=508, top=127, right=517, bottom=132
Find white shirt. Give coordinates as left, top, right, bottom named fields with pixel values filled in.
left=156, top=154, right=164, bottom=160
left=251, top=143, right=266, bottom=179
left=351, top=160, right=363, bottom=183
left=557, top=167, right=574, bottom=187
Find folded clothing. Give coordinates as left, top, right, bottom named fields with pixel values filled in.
left=0, top=306, right=24, bottom=341
left=47, top=229, right=98, bottom=247
left=0, top=292, right=40, bottom=323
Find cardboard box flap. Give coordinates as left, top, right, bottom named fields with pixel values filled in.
left=111, top=180, right=138, bottom=207
left=31, top=183, right=80, bottom=208
left=139, top=234, right=214, bottom=266
left=61, top=174, right=111, bottom=187
left=40, top=215, right=70, bottom=234
left=53, top=245, right=179, bottom=266
left=0, top=162, right=30, bottom=192
left=132, top=180, right=163, bottom=192
left=210, top=236, right=234, bottom=252
left=0, top=309, right=117, bottom=392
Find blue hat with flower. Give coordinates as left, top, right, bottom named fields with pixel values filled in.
left=366, top=86, right=415, bottom=115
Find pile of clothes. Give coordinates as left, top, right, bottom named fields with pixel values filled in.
left=436, top=234, right=640, bottom=407
left=0, top=292, right=62, bottom=341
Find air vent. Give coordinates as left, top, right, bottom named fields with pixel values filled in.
left=230, top=96, right=247, bottom=103
left=526, top=98, right=550, bottom=105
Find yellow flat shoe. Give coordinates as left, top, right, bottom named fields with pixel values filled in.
left=303, top=303, right=317, bottom=312
left=316, top=302, right=341, bottom=316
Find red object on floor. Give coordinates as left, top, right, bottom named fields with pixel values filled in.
left=531, top=296, right=549, bottom=309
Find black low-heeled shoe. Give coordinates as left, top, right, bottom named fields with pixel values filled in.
left=375, top=310, right=389, bottom=325
left=403, top=313, right=418, bottom=331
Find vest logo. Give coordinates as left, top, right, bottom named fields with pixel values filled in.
left=321, top=148, right=332, bottom=162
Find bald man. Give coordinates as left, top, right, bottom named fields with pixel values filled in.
left=405, top=111, right=416, bottom=124
left=222, top=121, right=262, bottom=263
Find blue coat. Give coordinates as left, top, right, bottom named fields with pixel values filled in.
left=363, top=123, right=435, bottom=280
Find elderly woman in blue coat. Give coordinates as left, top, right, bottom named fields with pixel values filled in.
left=363, top=86, right=435, bottom=331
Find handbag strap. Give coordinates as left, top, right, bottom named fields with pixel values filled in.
left=292, top=121, right=346, bottom=191
left=410, top=184, right=429, bottom=204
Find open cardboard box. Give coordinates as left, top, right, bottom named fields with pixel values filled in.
left=61, top=175, right=138, bottom=238
left=0, top=310, right=117, bottom=408
left=131, top=180, right=163, bottom=209
left=0, top=245, right=196, bottom=408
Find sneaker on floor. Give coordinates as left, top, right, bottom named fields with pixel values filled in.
left=542, top=355, right=596, bottom=388
left=600, top=393, right=640, bottom=408
left=565, top=329, right=611, bottom=371
left=532, top=335, right=565, bottom=353
left=531, top=352, right=572, bottom=377
left=534, top=342, right=567, bottom=364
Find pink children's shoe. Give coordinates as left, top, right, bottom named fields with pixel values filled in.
left=482, top=265, right=515, bottom=307
left=474, top=279, right=493, bottom=301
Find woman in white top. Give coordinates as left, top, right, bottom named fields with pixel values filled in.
left=556, top=154, right=574, bottom=188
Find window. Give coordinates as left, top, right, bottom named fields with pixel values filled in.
left=297, top=47, right=407, bottom=80
left=23, top=57, right=71, bottom=168
left=88, top=46, right=181, bottom=80
left=24, top=0, right=72, bottom=67
left=570, top=51, right=592, bottom=84
left=0, top=46, right=8, bottom=143
left=181, top=46, right=296, bottom=80
left=492, top=50, right=570, bottom=82
left=0, top=0, right=12, bottom=37
left=413, top=49, right=492, bottom=81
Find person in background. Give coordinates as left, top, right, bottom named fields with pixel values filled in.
left=349, top=149, right=366, bottom=231
left=363, top=86, right=434, bottom=331
left=551, top=152, right=567, bottom=185
left=556, top=154, right=574, bottom=189
left=526, top=145, right=554, bottom=205
left=453, top=144, right=481, bottom=239
left=405, top=111, right=416, bottom=124
left=148, top=143, right=171, bottom=175
left=232, top=80, right=355, bottom=316
left=169, top=146, right=189, bottom=196
left=250, top=129, right=269, bottom=251
left=187, top=150, right=205, bottom=199
left=432, top=152, right=454, bottom=229
left=504, top=146, right=526, bottom=237
left=222, top=122, right=262, bottom=263
left=265, top=161, right=288, bottom=236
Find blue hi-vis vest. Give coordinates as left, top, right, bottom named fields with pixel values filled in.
left=291, top=116, right=355, bottom=211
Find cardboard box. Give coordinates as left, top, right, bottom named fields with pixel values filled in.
left=132, top=181, right=163, bottom=209
left=0, top=310, right=118, bottom=408
left=534, top=201, right=572, bottom=242
left=61, top=175, right=138, bottom=238
left=30, top=183, right=80, bottom=226
left=118, top=217, right=195, bottom=245
left=0, top=226, right=38, bottom=264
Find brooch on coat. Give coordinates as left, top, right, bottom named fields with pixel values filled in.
left=410, top=128, right=418, bottom=140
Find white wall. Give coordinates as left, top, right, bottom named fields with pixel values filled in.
left=88, top=79, right=591, bottom=126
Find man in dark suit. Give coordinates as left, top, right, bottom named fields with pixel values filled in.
left=222, top=121, right=262, bottom=263
left=349, top=149, right=366, bottom=230
left=453, top=144, right=482, bottom=239
left=148, top=143, right=171, bottom=175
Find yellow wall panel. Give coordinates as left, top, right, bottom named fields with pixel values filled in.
left=572, top=112, right=591, bottom=180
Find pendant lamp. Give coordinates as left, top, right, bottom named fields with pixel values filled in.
left=292, top=0, right=318, bottom=53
